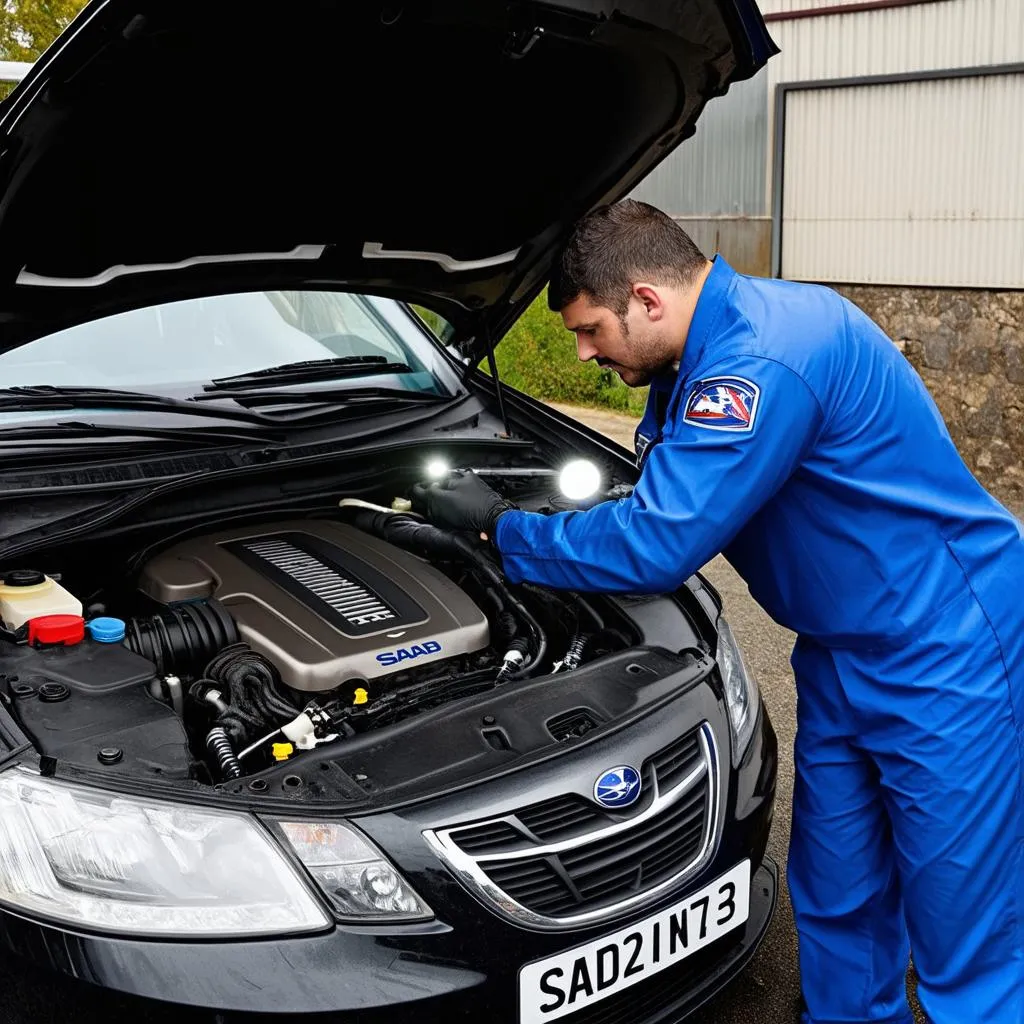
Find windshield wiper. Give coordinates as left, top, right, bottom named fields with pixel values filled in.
left=0, top=385, right=277, bottom=427
left=0, top=420, right=286, bottom=446
left=190, top=385, right=452, bottom=410
left=0, top=384, right=455, bottom=438
left=203, top=357, right=414, bottom=391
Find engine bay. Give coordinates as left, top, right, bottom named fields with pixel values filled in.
left=139, top=520, right=495, bottom=693
left=0, top=501, right=670, bottom=788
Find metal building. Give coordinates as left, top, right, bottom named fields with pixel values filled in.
left=0, top=62, right=32, bottom=85
left=630, top=73, right=772, bottom=276
left=632, top=0, right=1024, bottom=287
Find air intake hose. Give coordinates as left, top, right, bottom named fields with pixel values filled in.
left=343, top=509, right=547, bottom=678
left=124, top=599, right=238, bottom=676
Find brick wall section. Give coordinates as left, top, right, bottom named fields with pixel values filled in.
left=834, top=285, right=1024, bottom=507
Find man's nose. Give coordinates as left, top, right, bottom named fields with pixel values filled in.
left=576, top=335, right=598, bottom=362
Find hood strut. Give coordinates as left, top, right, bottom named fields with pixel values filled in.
left=463, top=326, right=512, bottom=440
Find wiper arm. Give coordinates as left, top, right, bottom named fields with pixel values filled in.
left=0, top=420, right=286, bottom=446
left=203, top=357, right=414, bottom=391
left=0, top=382, right=456, bottom=434
left=0, top=385, right=276, bottom=427
left=190, top=385, right=452, bottom=410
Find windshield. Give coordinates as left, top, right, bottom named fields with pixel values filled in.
left=0, top=291, right=460, bottom=397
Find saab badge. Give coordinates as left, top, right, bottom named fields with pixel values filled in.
left=594, top=765, right=642, bottom=809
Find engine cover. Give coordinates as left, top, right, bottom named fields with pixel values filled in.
left=138, top=520, right=490, bottom=692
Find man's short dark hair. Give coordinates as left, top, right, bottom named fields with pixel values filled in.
left=548, top=200, right=707, bottom=319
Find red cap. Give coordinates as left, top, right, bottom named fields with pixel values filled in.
left=28, top=614, right=85, bottom=646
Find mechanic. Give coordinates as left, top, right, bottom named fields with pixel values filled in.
left=415, top=200, right=1024, bottom=1024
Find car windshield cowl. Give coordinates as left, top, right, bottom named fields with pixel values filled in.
left=189, top=385, right=454, bottom=409
left=0, top=419, right=288, bottom=447
left=0, top=385, right=273, bottom=426
left=0, top=384, right=461, bottom=439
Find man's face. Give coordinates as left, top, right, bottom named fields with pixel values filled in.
left=560, top=290, right=678, bottom=388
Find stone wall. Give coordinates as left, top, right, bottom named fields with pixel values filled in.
left=834, top=285, right=1024, bottom=508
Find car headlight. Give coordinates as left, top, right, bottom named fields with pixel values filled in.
left=716, top=616, right=760, bottom=758
left=277, top=821, right=432, bottom=922
left=0, top=769, right=330, bottom=937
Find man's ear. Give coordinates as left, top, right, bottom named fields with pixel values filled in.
left=632, top=283, right=666, bottom=321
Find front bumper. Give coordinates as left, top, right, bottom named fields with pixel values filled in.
left=0, top=680, right=777, bottom=1023
left=0, top=862, right=776, bottom=1024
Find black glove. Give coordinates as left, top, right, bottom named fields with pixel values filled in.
left=412, top=470, right=518, bottom=535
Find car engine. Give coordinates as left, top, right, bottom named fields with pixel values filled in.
left=0, top=505, right=637, bottom=785
left=137, top=520, right=492, bottom=693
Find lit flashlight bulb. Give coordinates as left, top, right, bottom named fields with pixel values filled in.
left=558, top=459, right=602, bottom=501
left=425, top=458, right=450, bottom=481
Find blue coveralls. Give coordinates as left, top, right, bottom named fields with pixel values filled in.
left=495, top=257, right=1024, bottom=1024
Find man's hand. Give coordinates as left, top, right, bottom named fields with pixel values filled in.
left=412, top=470, right=518, bottom=535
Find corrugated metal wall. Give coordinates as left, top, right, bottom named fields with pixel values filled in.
left=764, top=0, right=1023, bottom=82
left=781, top=72, right=1024, bottom=287
left=759, top=0, right=882, bottom=11
left=629, top=70, right=772, bottom=273
left=631, top=72, right=768, bottom=216
left=621, top=0, right=1024, bottom=284
left=766, top=0, right=1024, bottom=286
left=765, top=0, right=1024, bottom=192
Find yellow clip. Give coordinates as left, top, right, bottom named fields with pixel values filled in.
left=353, top=687, right=369, bottom=705
left=272, top=742, right=294, bottom=762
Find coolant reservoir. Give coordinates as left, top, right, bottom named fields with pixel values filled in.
left=0, top=570, right=82, bottom=631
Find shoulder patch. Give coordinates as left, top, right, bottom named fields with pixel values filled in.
left=683, top=376, right=760, bottom=432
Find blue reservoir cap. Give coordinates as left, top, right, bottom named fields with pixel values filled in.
left=88, top=617, right=126, bottom=643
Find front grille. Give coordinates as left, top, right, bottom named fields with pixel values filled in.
left=650, top=729, right=702, bottom=790
left=560, top=783, right=706, bottom=902
left=481, top=777, right=707, bottom=917
left=517, top=794, right=604, bottom=842
left=427, top=722, right=718, bottom=927
left=488, top=859, right=567, bottom=908
left=451, top=820, right=523, bottom=855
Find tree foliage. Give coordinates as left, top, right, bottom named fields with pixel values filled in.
left=0, top=0, right=87, bottom=62
left=1, top=0, right=88, bottom=97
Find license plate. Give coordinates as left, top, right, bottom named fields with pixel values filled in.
left=518, top=860, right=750, bottom=1024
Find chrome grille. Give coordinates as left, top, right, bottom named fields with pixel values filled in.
left=517, top=794, right=603, bottom=842
left=243, top=538, right=395, bottom=627
left=424, top=722, right=719, bottom=930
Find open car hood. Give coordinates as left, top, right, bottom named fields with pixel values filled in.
left=0, top=0, right=775, bottom=361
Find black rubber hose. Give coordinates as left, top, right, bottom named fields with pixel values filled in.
left=436, top=530, right=547, bottom=677
left=562, top=633, right=589, bottom=671
left=198, top=644, right=299, bottom=747
left=344, top=510, right=548, bottom=677
left=496, top=636, right=531, bottom=682
left=206, top=726, right=242, bottom=780
left=125, top=600, right=238, bottom=676
left=495, top=610, right=518, bottom=647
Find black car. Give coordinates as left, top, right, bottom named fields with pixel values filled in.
left=0, top=2, right=778, bottom=1022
